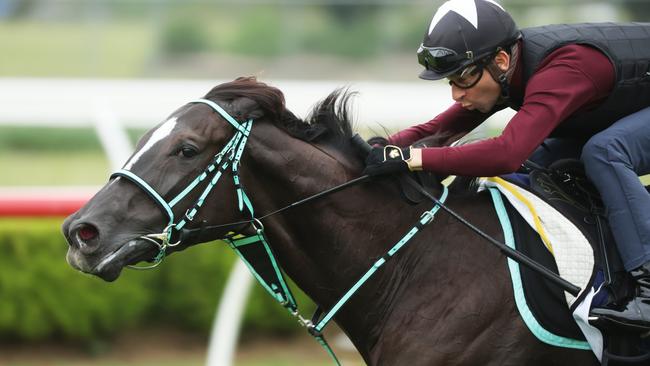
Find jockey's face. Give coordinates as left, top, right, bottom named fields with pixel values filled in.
left=450, top=50, right=510, bottom=113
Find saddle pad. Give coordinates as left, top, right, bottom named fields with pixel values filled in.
left=481, top=178, right=605, bottom=360
left=483, top=177, right=594, bottom=306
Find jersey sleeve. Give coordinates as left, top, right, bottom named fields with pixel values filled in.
left=388, top=102, right=490, bottom=147
left=419, top=45, right=615, bottom=176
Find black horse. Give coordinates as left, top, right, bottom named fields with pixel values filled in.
left=62, top=77, right=599, bottom=365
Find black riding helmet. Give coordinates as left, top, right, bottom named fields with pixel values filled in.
left=418, top=0, right=520, bottom=80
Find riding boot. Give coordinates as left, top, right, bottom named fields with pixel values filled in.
left=591, top=261, right=650, bottom=331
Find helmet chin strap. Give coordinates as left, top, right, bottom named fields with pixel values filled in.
left=486, top=43, right=520, bottom=103
left=486, top=63, right=511, bottom=101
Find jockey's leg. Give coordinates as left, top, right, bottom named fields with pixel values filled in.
left=529, top=138, right=584, bottom=168
left=581, top=105, right=650, bottom=330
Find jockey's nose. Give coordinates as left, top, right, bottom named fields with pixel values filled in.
left=451, top=83, right=466, bottom=102
left=67, top=221, right=101, bottom=255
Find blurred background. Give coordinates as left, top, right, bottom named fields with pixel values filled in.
left=0, top=1, right=644, bottom=365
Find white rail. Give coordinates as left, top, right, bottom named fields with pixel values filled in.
left=0, top=77, right=457, bottom=130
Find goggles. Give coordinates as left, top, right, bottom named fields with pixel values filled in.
left=417, top=45, right=474, bottom=74
left=447, top=63, right=485, bottom=89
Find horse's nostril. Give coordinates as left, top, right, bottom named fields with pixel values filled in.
left=70, top=222, right=101, bottom=254
left=78, top=224, right=99, bottom=241
left=67, top=222, right=101, bottom=254
left=75, top=223, right=99, bottom=244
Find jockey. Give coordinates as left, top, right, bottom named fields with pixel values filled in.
left=363, top=0, right=650, bottom=330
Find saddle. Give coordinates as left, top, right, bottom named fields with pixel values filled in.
left=381, top=137, right=650, bottom=363
left=528, top=159, right=632, bottom=306
left=508, top=159, right=650, bottom=365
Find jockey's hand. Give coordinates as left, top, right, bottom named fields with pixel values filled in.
left=363, top=145, right=421, bottom=176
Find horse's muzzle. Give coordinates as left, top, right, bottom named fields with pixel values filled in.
left=63, top=214, right=120, bottom=280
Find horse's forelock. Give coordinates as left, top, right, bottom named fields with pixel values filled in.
left=204, top=76, right=286, bottom=122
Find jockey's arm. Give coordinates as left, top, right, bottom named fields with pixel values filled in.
left=388, top=102, right=490, bottom=147
left=410, top=46, right=614, bottom=177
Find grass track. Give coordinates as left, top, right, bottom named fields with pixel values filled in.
left=0, top=21, right=153, bottom=77
left=0, top=151, right=109, bottom=186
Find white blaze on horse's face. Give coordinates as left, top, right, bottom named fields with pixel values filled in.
left=123, top=117, right=178, bottom=170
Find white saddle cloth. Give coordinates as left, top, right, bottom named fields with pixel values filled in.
left=481, top=177, right=604, bottom=361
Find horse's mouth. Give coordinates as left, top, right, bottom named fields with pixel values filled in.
left=67, top=239, right=159, bottom=282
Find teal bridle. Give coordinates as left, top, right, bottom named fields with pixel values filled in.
left=110, top=98, right=256, bottom=268
left=110, top=98, right=450, bottom=365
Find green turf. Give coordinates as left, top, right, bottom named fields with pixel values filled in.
left=0, top=151, right=110, bottom=186
left=0, top=21, right=154, bottom=77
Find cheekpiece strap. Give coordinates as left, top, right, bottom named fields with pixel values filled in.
left=112, top=98, right=256, bottom=265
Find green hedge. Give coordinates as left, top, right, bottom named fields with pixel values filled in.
left=0, top=219, right=316, bottom=342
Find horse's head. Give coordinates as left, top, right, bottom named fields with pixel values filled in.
left=62, top=77, right=298, bottom=281
left=63, top=77, right=358, bottom=281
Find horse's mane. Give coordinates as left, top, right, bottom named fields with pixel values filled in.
left=204, top=76, right=354, bottom=151
left=205, top=76, right=478, bottom=193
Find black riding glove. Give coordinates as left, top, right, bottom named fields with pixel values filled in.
left=363, top=145, right=412, bottom=176
left=366, top=136, right=389, bottom=147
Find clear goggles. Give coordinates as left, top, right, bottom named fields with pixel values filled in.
left=447, top=62, right=485, bottom=89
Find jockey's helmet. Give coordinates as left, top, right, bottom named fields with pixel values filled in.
left=417, top=0, right=520, bottom=80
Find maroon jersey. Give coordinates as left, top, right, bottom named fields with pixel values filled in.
left=389, top=44, right=615, bottom=176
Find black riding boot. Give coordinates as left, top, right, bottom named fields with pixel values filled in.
left=591, top=261, right=650, bottom=331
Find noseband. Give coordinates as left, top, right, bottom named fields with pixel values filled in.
left=110, top=98, right=255, bottom=269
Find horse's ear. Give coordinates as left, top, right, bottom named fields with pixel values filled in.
left=230, top=97, right=265, bottom=121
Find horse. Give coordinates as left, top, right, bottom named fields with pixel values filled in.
left=62, top=77, right=599, bottom=365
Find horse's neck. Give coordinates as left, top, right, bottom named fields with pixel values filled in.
left=261, top=178, right=419, bottom=338
left=261, top=184, right=504, bottom=361
left=244, top=130, right=506, bottom=360
left=244, top=132, right=420, bottom=333
left=246, top=139, right=398, bottom=291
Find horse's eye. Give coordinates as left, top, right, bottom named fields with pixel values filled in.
left=178, top=146, right=199, bottom=158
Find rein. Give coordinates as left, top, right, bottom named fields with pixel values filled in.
left=108, top=98, right=448, bottom=364
left=111, top=98, right=581, bottom=364
left=178, top=174, right=372, bottom=243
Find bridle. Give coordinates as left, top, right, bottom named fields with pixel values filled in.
left=107, top=98, right=446, bottom=365
left=108, top=97, right=580, bottom=365
left=110, top=98, right=255, bottom=269
left=109, top=98, right=381, bottom=364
